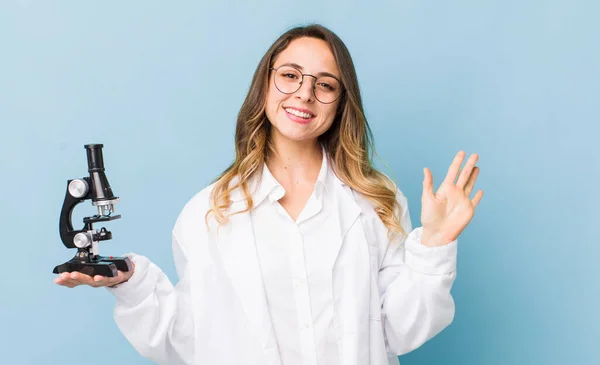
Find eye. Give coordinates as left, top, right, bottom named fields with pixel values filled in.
left=283, top=73, right=298, bottom=79
left=317, top=82, right=336, bottom=92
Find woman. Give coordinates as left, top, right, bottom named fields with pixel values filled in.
left=54, top=24, right=483, bottom=365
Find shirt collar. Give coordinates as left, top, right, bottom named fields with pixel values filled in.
left=252, top=146, right=330, bottom=207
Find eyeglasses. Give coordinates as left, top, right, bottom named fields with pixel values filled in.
left=269, top=65, right=344, bottom=104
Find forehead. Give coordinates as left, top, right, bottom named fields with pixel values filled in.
left=273, top=37, right=340, bottom=76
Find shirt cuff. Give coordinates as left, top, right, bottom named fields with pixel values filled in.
left=105, top=253, right=157, bottom=307
left=404, top=227, right=458, bottom=275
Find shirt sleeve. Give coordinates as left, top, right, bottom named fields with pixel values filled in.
left=378, top=189, right=457, bottom=355
left=105, top=231, right=194, bottom=365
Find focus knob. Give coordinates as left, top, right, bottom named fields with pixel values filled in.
left=73, top=232, right=91, bottom=248
left=68, top=179, right=89, bottom=198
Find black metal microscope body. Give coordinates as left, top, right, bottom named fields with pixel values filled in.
left=53, top=144, right=132, bottom=277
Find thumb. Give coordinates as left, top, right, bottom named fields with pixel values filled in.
left=422, top=168, right=434, bottom=199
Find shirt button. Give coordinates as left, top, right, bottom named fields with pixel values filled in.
left=303, top=323, right=311, bottom=329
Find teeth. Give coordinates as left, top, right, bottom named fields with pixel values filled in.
left=285, top=108, right=312, bottom=119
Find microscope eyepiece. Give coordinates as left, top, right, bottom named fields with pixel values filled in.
left=85, top=144, right=105, bottom=171
left=84, top=144, right=118, bottom=206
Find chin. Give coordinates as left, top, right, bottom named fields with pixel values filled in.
left=276, top=127, right=314, bottom=142
left=271, top=121, right=317, bottom=142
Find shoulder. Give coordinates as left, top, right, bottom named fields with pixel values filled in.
left=172, top=182, right=218, bottom=237
left=172, top=174, right=249, bottom=236
left=183, top=182, right=217, bottom=215
left=349, top=178, right=408, bottom=216
left=348, top=179, right=411, bottom=239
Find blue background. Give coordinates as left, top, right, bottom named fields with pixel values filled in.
left=1, top=1, right=598, bottom=364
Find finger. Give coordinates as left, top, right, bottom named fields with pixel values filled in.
left=54, top=276, right=70, bottom=286
left=56, top=272, right=80, bottom=287
left=90, top=275, right=112, bottom=287
left=422, top=168, right=434, bottom=199
left=107, top=271, right=126, bottom=287
left=70, top=272, right=94, bottom=286
left=92, top=272, right=123, bottom=287
left=456, top=153, right=479, bottom=189
left=471, top=190, right=484, bottom=208
left=55, top=277, right=78, bottom=288
left=464, top=166, right=480, bottom=196
left=443, top=151, right=466, bottom=185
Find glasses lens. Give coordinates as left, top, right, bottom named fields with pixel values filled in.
left=314, top=76, right=341, bottom=104
left=274, top=66, right=302, bottom=94
left=273, top=66, right=343, bottom=103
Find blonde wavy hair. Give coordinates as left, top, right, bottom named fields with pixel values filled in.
left=206, top=24, right=405, bottom=239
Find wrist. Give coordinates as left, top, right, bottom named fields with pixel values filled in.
left=420, top=228, right=454, bottom=247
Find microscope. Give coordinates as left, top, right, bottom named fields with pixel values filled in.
left=53, top=144, right=132, bottom=278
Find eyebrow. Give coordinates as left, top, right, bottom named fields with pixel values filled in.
left=278, top=62, right=341, bottom=80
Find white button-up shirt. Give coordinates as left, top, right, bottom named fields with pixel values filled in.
left=251, top=154, right=340, bottom=365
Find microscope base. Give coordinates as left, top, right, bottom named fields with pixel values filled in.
left=53, top=255, right=132, bottom=278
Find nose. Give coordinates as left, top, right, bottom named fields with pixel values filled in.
left=295, top=75, right=315, bottom=102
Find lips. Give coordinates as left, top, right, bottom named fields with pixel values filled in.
left=283, top=106, right=316, bottom=124
left=283, top=106, right=315, bottom=118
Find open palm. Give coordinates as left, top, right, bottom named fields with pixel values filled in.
left=420, top=151, right=484, bottom=246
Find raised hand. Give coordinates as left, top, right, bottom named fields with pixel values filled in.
left=420, top=151, right=484, bottom=247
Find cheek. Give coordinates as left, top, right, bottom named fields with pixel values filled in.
left=265, top=88, right=286, bottom=120
left=318, top=104, right=339, bottom=128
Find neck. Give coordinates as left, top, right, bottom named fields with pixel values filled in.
left=266, top=131, right=323, bottom=185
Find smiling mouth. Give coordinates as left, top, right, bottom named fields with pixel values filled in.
left=284, top=107, right=315, bottom=119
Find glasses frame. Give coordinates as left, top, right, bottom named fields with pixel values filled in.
left=269, top=65, right=344, bottom=104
